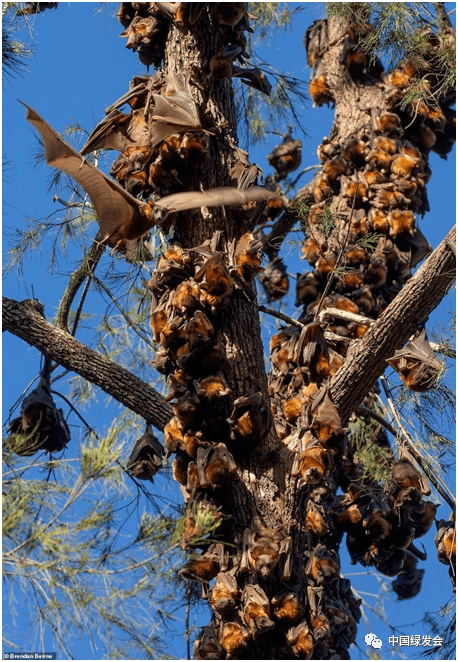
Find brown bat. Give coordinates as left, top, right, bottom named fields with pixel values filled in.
left=230, top=144, right=262, bottom=191
left=241, top=584, right=274, bottom=637
left=308, top=382, right=345, bottom=443
left=259, top=257, right=289, bottom=301
left=8, top=375, right=70, bottom=455
left=21, top=102, right=281, bottom=248
left=390, top=451, right=430, bottom=496
left=305, top=543, right=340, bottom=584
left=218, top=619, right=250, bottom=657
left=285, top=620, right=314, bottom=659
left=303, top=18, right=328, bottom=70
left=267, top=128, right=302, bottom=179
left=271, top=587, right=304, bottom=624
left=179, top=542, right=227, bottom=585
left=208, top=570, right=239, bottom=616
left=196, top=443, right=238, bottom=489
left=126, top=425, right=164, bottom=480
left=214, top=3, right=247, bottom=27
left=386, top=329, right=442, bottom=392
left=435, top=515, right=456, bottom=589
left=193, top=622, right=225, bottom=660
left=241, top=514, right=291, bottom=579
left=392, top=568, right=425, bottom=600
left=80, top=108, right=148, bottom=156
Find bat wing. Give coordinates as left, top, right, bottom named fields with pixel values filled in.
left=409, top=228, right=432, bottom=268
left=81, top=109, right=132, bottom=155
left=105, top=79, right=150, bottom=114
left=21, top=101, right=143, bottom=242
left=162, top=71, right=200, bottom=124
left=147, top=71, right=202, bottom=147
left=387, top=330, right=441, bottom=368
left=157, top=186, right=281, bottom=214
left=233, top=67, right=272, bottom=96
left=149, top=95, right=200, bottom=148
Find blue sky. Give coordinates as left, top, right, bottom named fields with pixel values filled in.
left=2, top=3, right=456, bottom=660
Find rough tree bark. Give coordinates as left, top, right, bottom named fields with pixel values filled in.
left=3, top=3, right=456, bottom=660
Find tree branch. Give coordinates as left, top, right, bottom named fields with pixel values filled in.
left=330, top=226, right=456, bottom=423
left=2, top=297, right=173, bottom=431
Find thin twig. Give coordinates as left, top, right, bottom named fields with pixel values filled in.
left=380, top=377, right=455, bottom=508
left=258, top=304, right=304, bottom=328
left=92, top=275, right=156, bottom=351
left=355, top=404, right=397, bottom=436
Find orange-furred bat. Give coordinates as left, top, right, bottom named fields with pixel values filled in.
left=179, top=542, right=227, bottom=585
left=286, top=620, right=314, bottom=659
left=22, top=102, right=281, bottom=248
left=305, top=543, right=340, bottom=584
left=386, top=329, right=442, bottom=392
left=208, top=571, right=238, bottom=616
left=271, top=588, right=304, bottom=624
left=241, top=516, right=291, bottom=579
left=218, top=620, right=250, bottom=657
left=193, top=623, right=225, bottom=660
left=126, top=425, right=164, bottom=480
left=241, top=584, right=274, bottom=637
left=308, top=382, right=345, bottom=443
left=180, top=499, right=226, bottom=549
left=196, top=443, right=238, bottom=489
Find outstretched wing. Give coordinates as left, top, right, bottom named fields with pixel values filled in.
left=157, top=185, right=282, bottom=214
left=80, top=109, right=133, bottom=155
left=21, top=101, right=142, bottom=243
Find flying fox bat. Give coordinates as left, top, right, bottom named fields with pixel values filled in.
left=272, top=587, right=304, bottom=624
left=241, top=584, right=274, bottom=637
left=80, top=108, right=149, bottom=155
left=193, top=623, right=225, bottom=660
left=83, top=71, right=204, bottom=155
left=286, top=620, right=314, bottom=659
left=386, top=329, right=442, bottom=392
left=21, top=102, right=280, bottom=249
left=126, top=425, right=164, bottom=480
left=208, top=570, right=238, bottom=616
left=8, top=375, right=70, bottom=456
left=308, top=382, right=345, bottom=443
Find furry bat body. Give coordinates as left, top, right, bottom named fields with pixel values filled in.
left=241, top=584, right=274, bottom=637
left=21, top=101, right=281, bottom=248
left=8, top=376, right=70, bottom=455
left=126, top=425, right=164, bottom=480
left=386, top=329, right=442, bottom=391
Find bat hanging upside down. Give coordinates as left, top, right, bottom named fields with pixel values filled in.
left=21, top=101, right=281, bottom=250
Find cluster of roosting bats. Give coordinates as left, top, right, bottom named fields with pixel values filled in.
left=264, top=12, right=456, bottom=650
left=8, top=2, right=456, bottom=659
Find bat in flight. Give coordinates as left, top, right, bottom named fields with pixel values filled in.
left=21, top=101, right=282, bottom=249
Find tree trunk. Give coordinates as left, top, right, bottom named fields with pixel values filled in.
left=4, top=4, right=455, bottom=659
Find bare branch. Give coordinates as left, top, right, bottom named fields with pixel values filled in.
left=330, top=226, right=456, bottom=423
left=3, top=297, right=172, bottom=431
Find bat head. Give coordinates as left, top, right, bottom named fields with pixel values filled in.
left=256, top=553, right=278, bottom=577
left=150, top=201, right=172, bottom=224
